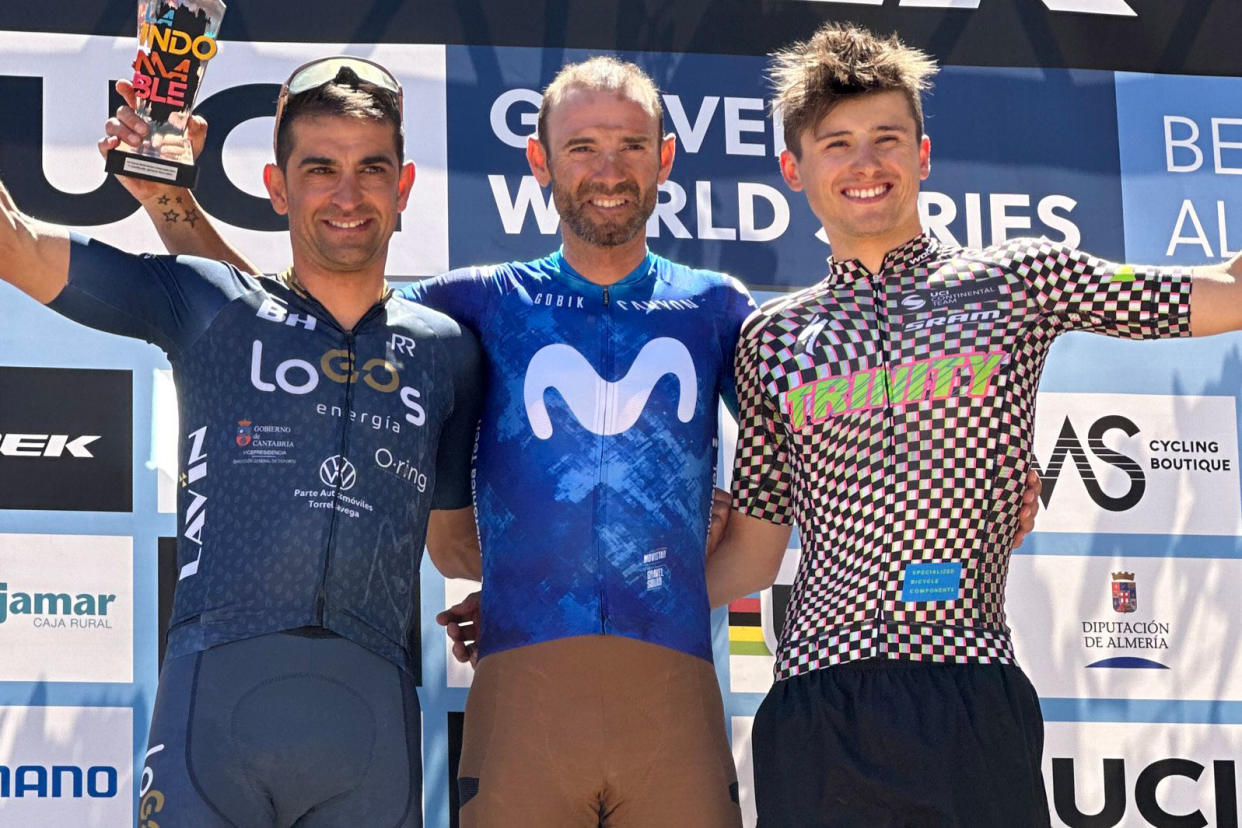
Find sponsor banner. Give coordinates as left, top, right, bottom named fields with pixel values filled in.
left=1116, top=72, right=1242, bottom=266
left=2, top=2, right=1241, bottom=77
left=0, top=534, right=134, bottom=683
left=1045, top=721, right=1241, bottom=828
left=446, top=50, right=1124, bottom=289
left=0, top=367, right=132, bottom=512
left=0, top=31, right=448, bottom=278
left=1009, top=555, right=1242, bottom=701
left=1032, top=392, right=1242, bottom=536
left=728, top=548, right=799, bottom=694
left=732, top=716, right=758, bottom=828
left=0, top=706, right=133, bottom=827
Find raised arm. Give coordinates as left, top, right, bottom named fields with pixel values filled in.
left=0, top=176, right=70, bottom=303
left=98, top=80, right=260, bottom=275
left=1189, top=252, right=1242, bottom=337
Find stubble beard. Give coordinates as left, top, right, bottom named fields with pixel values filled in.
left=553, top=178, right=656, bottom=248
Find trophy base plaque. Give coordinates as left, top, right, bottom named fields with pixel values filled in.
left=106, top=148, right=199, bottom=188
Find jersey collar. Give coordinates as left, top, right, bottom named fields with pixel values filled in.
left=549, top=248, right=658, bottom=296
left=825, top=233, right=940, bottom=283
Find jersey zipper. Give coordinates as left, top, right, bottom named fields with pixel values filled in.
left=596, top=284, right=612, bottom=634
left=313, top=300, right=387, bottom=628
left=870, top=269, right=900, bottom=642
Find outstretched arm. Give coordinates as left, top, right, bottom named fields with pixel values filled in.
left=1190, top=252, right=1242, bottom=337
left=0, top=176, right=70, bottom=303
left=98, top=80, right=260, bottom=274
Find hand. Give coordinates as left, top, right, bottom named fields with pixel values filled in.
left=706, top=487, right=731, bottom=559
left=1011, top=467, right=1042, bottom=549
left=435, top=590, right=481, bottom=666
left=97, top=79, right=207, bottom=206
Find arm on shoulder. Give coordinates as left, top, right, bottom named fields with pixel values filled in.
left=706, top=509, right=792, bottom=609
left=426, top=507, right=482, bottom=582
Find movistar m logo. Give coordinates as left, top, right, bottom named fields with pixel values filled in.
left=524, top=338, right=697, bottom=438
left=784, top=351, right=1006, bottom=430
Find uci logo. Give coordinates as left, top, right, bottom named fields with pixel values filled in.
left=319, top=455, right=357, bottom=490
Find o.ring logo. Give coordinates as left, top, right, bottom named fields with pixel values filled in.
left=319, top=455, right=357, bottom=490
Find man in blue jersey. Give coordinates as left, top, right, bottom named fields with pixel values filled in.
left=3, top=57, right=482, bottom=827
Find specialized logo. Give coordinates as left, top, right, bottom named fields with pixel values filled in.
left=524, top=338, right=697, bottom=438
left=319, top=455, right=357, bottom=490
left=0, top=433, right=100, bottom=458
left=784, top=351, right=1006, bottom=430
left=795, top=315, right=829, bottom=354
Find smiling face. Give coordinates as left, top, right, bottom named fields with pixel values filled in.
left=264, top=114, right=414, bottom=278
left=527, top=87, right=674, bottom=253
left=780, top=89, right=930, bottom=266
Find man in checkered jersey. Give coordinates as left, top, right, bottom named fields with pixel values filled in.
left=705, top=22, right=1242, bottom=828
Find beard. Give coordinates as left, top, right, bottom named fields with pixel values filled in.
left=552, top=178, right=656, bottom=247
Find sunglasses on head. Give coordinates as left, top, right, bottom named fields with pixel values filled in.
left=272, top=56, right=403, bottom=151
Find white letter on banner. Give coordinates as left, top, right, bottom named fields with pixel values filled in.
left=696, top=181, right=737, bottom=240
left=1212, top=118, right=1242, bottom=175
left=490, top=88, right=541, bottom=149
left=1038, top=195, right=1081, bottom=248
left=1219, top=202, right=1239, bottom=257
left=650, top=181, right=692, bottom=239
left=664, top=95, right=719, bottom=154
left=1164, top=116, right=1203, bottom=173
left=989, top=193, right=1031, bottom=245
left=724, top=98, right=767, bottom=157
left=489, top=175, right=559, bottom=235
left=738, top=183, right=790, bottom=242
left=1039, top=0, right=1136, bottom=14
left=1167, top=200, right=1213, bottom=257
left=919, top=191, right=959, bottom=246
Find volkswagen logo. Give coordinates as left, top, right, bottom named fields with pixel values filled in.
left=319, top=455, right=357, bottom=490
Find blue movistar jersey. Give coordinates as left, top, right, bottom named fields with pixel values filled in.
left=50, top=235, right=482, bottom=677
left=403, top=250, right=755, bottom=661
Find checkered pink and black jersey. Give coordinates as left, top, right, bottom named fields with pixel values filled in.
left=732, top=234, right=1194, bottom=681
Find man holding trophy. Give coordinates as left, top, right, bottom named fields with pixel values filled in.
left=1, top=7, right=480, bottom=824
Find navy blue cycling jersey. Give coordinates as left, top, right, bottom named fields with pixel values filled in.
left=404, top=250, right=755, bottom=661
left=52, top=235, right=482, bottom=676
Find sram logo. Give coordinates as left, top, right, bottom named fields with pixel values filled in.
left=808, top=0, right=1136, bottom=16
left=0, top=433, right=100, bottom=458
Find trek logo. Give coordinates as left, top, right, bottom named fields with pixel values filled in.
left=249, top=340, right=427, bottom=427
left=811, top=0, right=1136, bottom=15
left=319, top=455, right=357, bottom=490
left=897, top=275, right=1006, bottom=315
left=0, top=433, right=100, bottom=458
left=1051, top=758, right=1237, bottom=828
left=1034, top=415, right=1145, bottom=512
left=524, top=338, right=697, bottom=438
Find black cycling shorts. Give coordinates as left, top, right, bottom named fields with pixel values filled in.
left=752, top=659, right=1051, bottom=828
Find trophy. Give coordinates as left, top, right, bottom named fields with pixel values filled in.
left=105, top=0, right=227, bottom=187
